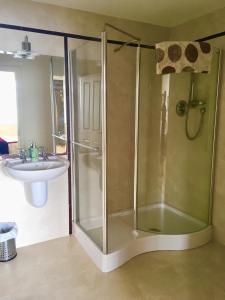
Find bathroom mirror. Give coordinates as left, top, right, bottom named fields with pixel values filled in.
left=0, top=28, right=66, bottom=157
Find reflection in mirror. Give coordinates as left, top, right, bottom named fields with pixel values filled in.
left=0, top=28, right=66, bottom=157
left=51, top=57, right=67, bottom=154
left=0, top=70, right=18, bottom=154
left=70, top=40, right=102, bottom=149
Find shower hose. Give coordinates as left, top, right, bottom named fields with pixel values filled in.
left=185, top=105, right=206, bottom=140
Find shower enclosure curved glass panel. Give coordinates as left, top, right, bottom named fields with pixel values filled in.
left=137, top=48, right=221, bottom=235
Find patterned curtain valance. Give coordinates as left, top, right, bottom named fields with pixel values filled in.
left=155, top=41, right=212, bottom=75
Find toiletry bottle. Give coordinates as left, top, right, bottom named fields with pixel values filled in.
left=30, top=143, right=39, bottom=161
left=28, top=142, right=33, bottom=159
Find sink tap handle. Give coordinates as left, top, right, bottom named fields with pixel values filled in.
left=39, top=147, right=48, bottom=160
left=19, top=148, right=27, bottom=163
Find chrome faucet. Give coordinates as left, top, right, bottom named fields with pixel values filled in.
left=19, top=148, right=27, bottom=163
left=39, top=147, right=48, bottom=160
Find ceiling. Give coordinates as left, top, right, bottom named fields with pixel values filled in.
left=30, top=0, right=225, bottom=28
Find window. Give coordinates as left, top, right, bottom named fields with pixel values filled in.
left=0, top=71, right=18, bottom=142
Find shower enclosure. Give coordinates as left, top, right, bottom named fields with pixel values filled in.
left=70, top=27, right=221, bottom=271
left=136, top=48, right=220, bottom=235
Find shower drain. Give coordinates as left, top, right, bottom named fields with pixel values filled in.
left=148, top=228, right=161, bottom=233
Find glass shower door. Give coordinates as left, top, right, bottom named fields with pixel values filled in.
left=69, top=39, right=104, bottom=249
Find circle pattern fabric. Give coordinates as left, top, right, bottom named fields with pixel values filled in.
left=168, top=44, right=182, bottom=62
left=200, top=42, right=211, bottom=53
left=155, top=41, right=212, bottom=75
left=185, top=44, right=198, bottom=62
left=156, top=48, right=165, bottom=63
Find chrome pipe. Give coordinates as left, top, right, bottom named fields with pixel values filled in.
left=134, top=42, right=141, bottom=231
left=114, top=38, right=140, bottom=53
left=104, top=23, right=140, bottom=41
left=101, top=31, right=108, bottom=254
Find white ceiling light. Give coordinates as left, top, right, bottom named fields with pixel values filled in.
left=13, top=35, right=39, bottom=60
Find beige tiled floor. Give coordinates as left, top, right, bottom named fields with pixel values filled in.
left=1, top=237, right=225, bottom=300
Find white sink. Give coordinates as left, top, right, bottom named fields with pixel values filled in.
left=4, top=156, right=69, bottom=208
left=5, top=157, right=69, bottom=182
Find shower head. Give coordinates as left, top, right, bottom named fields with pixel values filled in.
left=13, top=35, right=39, bottom=59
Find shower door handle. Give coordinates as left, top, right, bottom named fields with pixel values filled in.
left=72, top=141, right=100, bottom=152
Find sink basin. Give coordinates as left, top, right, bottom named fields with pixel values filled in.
left=5, top=157, right=69, bottom=182
left=4, top=156, right=69, bottom=208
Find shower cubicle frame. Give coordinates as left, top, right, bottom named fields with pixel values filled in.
left=101, top=23, right=141, bottom=253
left=101, top=31, right=108, bottom=254
left=0, top=22, right=223, bottom=259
